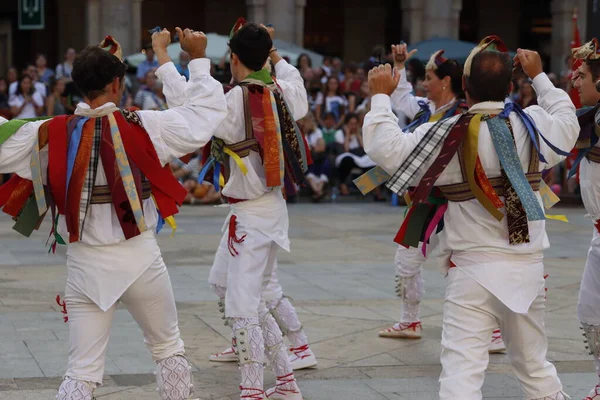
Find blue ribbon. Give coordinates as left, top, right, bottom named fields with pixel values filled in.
left=487, top=117, right=545, bottom=221
left=156, top=210, right=165, bottom=233
left=66, top=117, right=89, bottom=196
left=213, top=161, right=221, bottom=192
left=197, top=157, right=215, bottom=184
left=499, top=101, right=571, bottom=164
left=403, top=100, right=431, bottom=133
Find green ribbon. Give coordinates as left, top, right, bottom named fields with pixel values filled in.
left=244, top=69, right=273, bottom=84
left=0, top=117, right=51, bottom=146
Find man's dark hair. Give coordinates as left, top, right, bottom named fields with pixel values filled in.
left=72, top=45, right=127, bottom=100
left=229, top=23, right=272, bottom=72
left=586, top=60, right=600, bottom=81
left=465, top=51, right=512, bottom=102
left=434, top=59, right=464, bottom=98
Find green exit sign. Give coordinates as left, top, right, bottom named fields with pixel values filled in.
left=19, top=0, right=45, bottom=30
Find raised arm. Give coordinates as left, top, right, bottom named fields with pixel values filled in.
left=137, top=28, right=227, bottom=165
left=390, top=44, right=426, bottom=119
left=363, top=65, right=436, bottom=174
left=517, top=49, right=579, bottom=169
left=263, top=25, right=309, bottom=120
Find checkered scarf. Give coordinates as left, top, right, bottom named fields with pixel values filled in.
left=385, top=114, right=462, bottom=195
left=78, top=117, right=102, bottom=239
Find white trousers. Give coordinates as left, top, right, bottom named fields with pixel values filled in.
left=211, top=220, right=279, bottom=318
left=440, top=267, right=563, bottom=400
left=63, top=255, right=184, bottom=385
left=578, top=228, right=600, bottom=326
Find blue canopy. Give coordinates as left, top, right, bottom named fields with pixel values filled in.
left=409, top=37, right=515, bottom=65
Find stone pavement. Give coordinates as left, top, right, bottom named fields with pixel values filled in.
left=0, top=202, right=595, bottom=399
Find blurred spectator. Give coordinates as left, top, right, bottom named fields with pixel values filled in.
left=320, top=56, right=333, bottom=78
left=171, top=152, right=221, bottom=205
left=9, top=75, right=44, bottom=118
left=296, top=53, right=313, bottom=74
left=6, top=67, right=18, bottom=86
left=36, top=54, right=54, bottom=84
left=134, top=69, right=157, bottom=108
left=406, top=58, right=426, bottom=86
left=334, top=114, right=379, bottom=198
left=356, top=67, right=366, bottom=82
left=365, top=45, right=386, bottom=71
left=301, top=113, right=330, bottom=201
left=315, top=76, right=347, bottom=128
left=413, top=79, right=426, bottom=97
left=56, top=48, right=76, bottom=81
left=0, top=77, right=10, bottom=119
left=45, top=77, right=67, bottom=116
left=320, top=112, right=342, bottom=150
left=10, top=64, right=47, bottom=98
left=142, top=80, right=167, bottom=110
left=63, top=81, right=82, bottom=114
left=517, top=79, right=537, bottom=108
left=547, top=72, right=559, bottom=88
left=355, top=80, right=371, bottom=113
left=176, top=51, right=190, bottom=80
left=340, top=62, right=361, bottom=94
left=136, top=44, right=159, bottom=84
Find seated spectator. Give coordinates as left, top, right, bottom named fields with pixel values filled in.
left=517, top=78, right=537, bottom=108
left=315, top=76, right=347, bottom=128
left=6, top=67, right=18, bottom=87
left=171, top=152, right=221, bottom=205
left=45, top=77, right=67, bottom=116
left=340, top=62, right=361, bottom=95
left=134, top=69, right=157, bottom=108
left=297, top=53, right=313, bottom=75
left=56, top=48, right=76, bottom=81
left=142, top=80, right=167, bottom=110
left=9, top=75, right=44, bottom=119
left=176, top=51, right=191, bottom=80
left=36, top=54, right=54, bottom=84
left=0, top=77, right=10, bottom=119
left=300, top=113, right=330, bottom=201
left=334, top=113, right=380, bottom=199
left=10, top=65, right=47, bottom=99
left=136, top=43, right=159, bottom=84
left=320, top=112, right=343, bottom=152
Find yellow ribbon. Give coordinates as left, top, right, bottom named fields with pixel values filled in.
left=463, top=114, right=504, bottom=221
left=546, top=214, right=568, bottom=223
left=152, top=195, right=177, bottom=238
left=539, top=180, right=560, bottom=210
left=223, top=147, right=248, bottom=175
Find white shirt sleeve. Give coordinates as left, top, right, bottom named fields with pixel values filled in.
left=8, top=95, right=23, bottom=108
left=390, top=68, right=428, bottom=120
left=155, top=60, right=191, bottom=108
left=274, top=59, right=309, bottom=120
left=0, top=118, right=49, bottom=179
left=524, top=73, right=579, bottom=169
left=334, top=129, right=345, bottom=145
left=136, top=58, right=227, bottom=166
left=363, top=94, right=440, bottom=175
left=32, top=91, right=44, bottom=107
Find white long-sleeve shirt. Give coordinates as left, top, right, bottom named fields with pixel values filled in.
left=0, top=58, right=227, bottom=310
left=390, top=68, right=430, bottom=120
left=363, top=73, right=579, bottom=313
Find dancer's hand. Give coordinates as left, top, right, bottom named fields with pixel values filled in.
left=261, top=24, right=275, bottom=40
left=152, top=28, right=171, bottom=53
left=514, top=49, right=543, bottom=79
left=175, top=27, right=207, bottom=59
left=368, top=64, right=401, bottom=96
left=391, top=43, right=417, bottom=69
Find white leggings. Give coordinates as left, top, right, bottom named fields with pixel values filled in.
left=63, top=255, right=184, bottom=386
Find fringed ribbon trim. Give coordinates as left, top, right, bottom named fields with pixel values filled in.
left=228, top=215, right=246, bottom=257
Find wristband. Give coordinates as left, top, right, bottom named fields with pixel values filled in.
left=269, top=48, right=277, bottom=54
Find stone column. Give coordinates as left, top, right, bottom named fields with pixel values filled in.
left=401, top=0, right=425, bottom=43
left=246, top=0, right=267, bottom=26
left=294, top=0, right=306, bottom=46
left=86, top=0, right=143, bottom=57
left=551, top=0, right=576, bottom=74
left=423, top=0, right=462, bottom=40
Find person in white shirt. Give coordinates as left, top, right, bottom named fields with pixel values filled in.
left=363, top=38, right=578, bottom=400
left=8, top=75, right=44, bottom=118
left=570, top=38, right=600, bottom=400
left=0, top=29, right=227, bottom=400
left=202, top=21, right=308, bottom=400
left=8, top=64, right=47, bottom=101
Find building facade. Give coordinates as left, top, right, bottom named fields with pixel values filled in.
left=0, top=0, right=594, bottom=77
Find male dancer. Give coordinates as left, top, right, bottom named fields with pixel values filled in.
left=0, top=29, right=226, bottom=400
left=363, top=36, right=577, bottom=399
left=200, top=20, right=308, bottom=399
left=209, top=261, right=318, bottom=371
left=571, top=38, right=600, bottom=400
